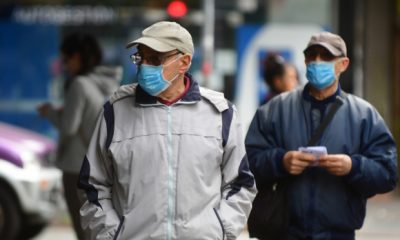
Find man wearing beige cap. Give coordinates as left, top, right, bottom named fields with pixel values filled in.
left=246, top=31, right=397, bottom=239
left=78, top=21, right=256, bottom=240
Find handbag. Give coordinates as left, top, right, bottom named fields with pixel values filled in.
left=248, top=93, right=346, bottom=240
left=247, top=179, right=290, bottom=239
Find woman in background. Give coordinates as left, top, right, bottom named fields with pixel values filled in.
left=262, top=53, right=299, bottom=104
left=38, top=33, right=122, bottom=240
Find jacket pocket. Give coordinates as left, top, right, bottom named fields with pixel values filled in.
left=213, top=208, right=225, bottom=240
left=113, top=216, right=125, bottom=240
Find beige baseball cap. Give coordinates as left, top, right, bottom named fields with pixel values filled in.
left=304, top=32, right=347, bottom=57
left=126, top=21, right=194, bottom=55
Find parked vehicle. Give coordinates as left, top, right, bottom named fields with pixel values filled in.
left=0, top=122, right=62, bottom=240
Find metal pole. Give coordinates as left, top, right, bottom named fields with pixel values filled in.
left=353, top=0, right=365, bottom=98
left=202, top=0, right=215, bottom=88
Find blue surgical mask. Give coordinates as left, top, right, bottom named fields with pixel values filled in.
left=306, top=61, right=336, bottom=90
left=137, top=57, right=180, bottom=96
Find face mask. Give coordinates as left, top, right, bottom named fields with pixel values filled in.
left=306, top=61, right=336, bottom=90
left=137, top=56, right=181, bottom=96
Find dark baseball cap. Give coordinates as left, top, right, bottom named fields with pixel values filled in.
left=304, top=32, right=347, bottom=57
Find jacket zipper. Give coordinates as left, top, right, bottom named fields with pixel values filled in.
left=167, top=106, right=174, bottom=240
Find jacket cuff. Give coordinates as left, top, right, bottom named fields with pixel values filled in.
left=275, top=149, right=288, bottom=176
left=346, top=155, right=361, bottom=180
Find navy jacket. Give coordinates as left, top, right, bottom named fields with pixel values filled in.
left=245, top=84, right=398, bottom=240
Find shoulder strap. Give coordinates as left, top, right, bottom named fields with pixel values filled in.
left=307, top=91, right=346, bottom=146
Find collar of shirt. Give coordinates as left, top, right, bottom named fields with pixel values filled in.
left=157, top=76, right=191, bottom=106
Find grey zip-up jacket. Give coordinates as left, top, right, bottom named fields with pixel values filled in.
left=78, top=75, right=257, bottom=240
left=45, top=66, right=122, bottom=173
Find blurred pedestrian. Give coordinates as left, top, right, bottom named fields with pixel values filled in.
left=37, top=32, right=122, bottom=240
left=78, top=21, right=256, bottom=240
left=262, top=53, right=299, bottom=104
left=246, top=32, right=398, bottom=240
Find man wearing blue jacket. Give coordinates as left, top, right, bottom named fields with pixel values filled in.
left=246, top=31, right=398, bottom=240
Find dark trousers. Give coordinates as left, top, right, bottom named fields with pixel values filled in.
left=63, top=172, right=87, bottom=240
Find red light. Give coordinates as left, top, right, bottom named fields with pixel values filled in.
left=167, top=1, right=187, bottom=18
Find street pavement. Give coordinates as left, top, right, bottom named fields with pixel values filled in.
left=354, top=193, right=400, bottom=240
left=33, top=193, right=400, bottom=240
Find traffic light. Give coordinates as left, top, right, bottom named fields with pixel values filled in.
left=167, top=0, right=187, bottom=19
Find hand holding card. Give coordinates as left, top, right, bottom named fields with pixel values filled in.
left=298, top=146, right=327, bottom=166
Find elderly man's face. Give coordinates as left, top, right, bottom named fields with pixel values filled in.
left=136, top=45, right=183, bottom=81
left=304, top=45, right=350, bottom=81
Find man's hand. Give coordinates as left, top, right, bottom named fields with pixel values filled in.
left=283, top=151, right=317, bottom=175
left=319, top=154, right=352, bottom=176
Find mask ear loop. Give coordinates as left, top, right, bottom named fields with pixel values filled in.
left=163, top=53, right=183, bottom=67
left=333, top=57, right=344, bottom=81
left=161, top=54, right=184, bottom=83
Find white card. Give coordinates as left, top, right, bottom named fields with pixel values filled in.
left=298, top=146, right=327, bottom=166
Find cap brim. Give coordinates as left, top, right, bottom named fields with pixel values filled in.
left=126, top=37, right=176, bottom=53
left=304, top=42, right=343, bottom=57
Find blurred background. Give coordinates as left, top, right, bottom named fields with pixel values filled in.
left=0, top=0, right=400, bottom=239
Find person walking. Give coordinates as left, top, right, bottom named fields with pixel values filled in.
left=38, top=32, right=122, bottom=240
left=245, top=31, right=398, bottom=240
left=78, top=21, right=256, bottom=240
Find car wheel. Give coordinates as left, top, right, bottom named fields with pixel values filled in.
left=0, top=185, right=21, bottom=240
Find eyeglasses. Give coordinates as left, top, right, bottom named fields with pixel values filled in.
left=304, top=47, right=342, bottom=62
left=130, top=51, right=181, bottom=66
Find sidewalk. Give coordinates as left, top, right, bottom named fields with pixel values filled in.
left=355, top=193, right=400, bottom=240
left=35, top=193, right=400, bottom=240
left=238, top=192, right=400, bottom=240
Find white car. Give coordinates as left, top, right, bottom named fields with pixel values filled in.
left=0, top=122, right=62, bottom=240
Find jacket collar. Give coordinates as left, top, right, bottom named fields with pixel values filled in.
left=302, top=83, right=342, bottom=107
left=135, top=73, right=201, bottom=105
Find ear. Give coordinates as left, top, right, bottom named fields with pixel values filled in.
left=338, top=57, right=350, bottom=72
left=178, top=54, right=192, bottom=74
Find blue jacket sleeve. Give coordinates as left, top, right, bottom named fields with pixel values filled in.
left=346, top=107, right=398, bottom=198
left=245, top=106, right=289, bottom=187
